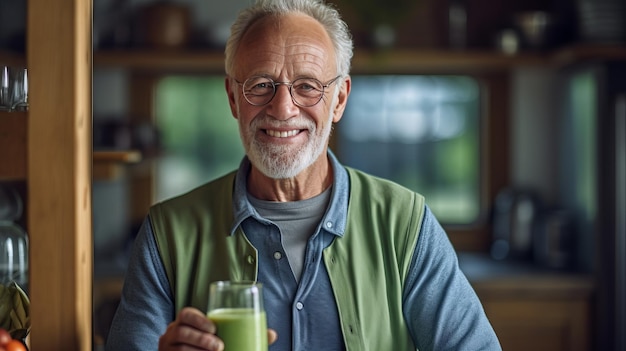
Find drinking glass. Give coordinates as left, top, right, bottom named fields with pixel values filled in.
left=11, top=68, right=28, bottom=112
left=0, top=66, right=11, bottom=111
left=0, top=223, right=29, bottom=290
left=207, top=281, right=268, bottom=351
left=0, top=184, right=28, bottom=292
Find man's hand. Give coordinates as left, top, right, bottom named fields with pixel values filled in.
left=158, top=307, right=278, bottom=351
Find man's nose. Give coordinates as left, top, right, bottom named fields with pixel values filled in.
left=266, top=84, right=299, bottom=119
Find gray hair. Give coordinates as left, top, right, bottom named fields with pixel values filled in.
left=224, top=0, right=353, bottom=78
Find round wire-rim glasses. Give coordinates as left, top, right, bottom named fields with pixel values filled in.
left=235, top=75, right=342, bottom=107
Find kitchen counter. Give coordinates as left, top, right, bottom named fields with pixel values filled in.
left=458, top=252, right=594, bottom=351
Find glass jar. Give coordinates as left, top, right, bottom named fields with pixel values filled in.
left=0, top=222, right=28, bottom=292
left=0, top=184, right=28, bottom=293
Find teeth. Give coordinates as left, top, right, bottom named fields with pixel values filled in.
left=266, top=129, right=299, bottom=138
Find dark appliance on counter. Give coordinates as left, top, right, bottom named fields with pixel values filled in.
left=491, top=186, right=577, bottom=269
left=490, top=187, right=542, bottom=261
left=533, top=209, right=575, bottom=270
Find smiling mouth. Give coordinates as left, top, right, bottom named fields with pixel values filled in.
left=265, top=129, right=302, bottom=138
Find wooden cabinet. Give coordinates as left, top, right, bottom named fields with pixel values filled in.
left=0, top=0, right=93, bottom=350
left=461, top=254, right=594, bottom=351
left=476, top=276, right=593, bottom=351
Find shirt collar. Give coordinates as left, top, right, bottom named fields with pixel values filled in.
left=230, top=150, right=348, bottom=237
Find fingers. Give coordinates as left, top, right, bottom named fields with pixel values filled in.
left=158, top=307, right=224, bottom=351
left=268, top=328, right=278, bottom=345
left=177, top=307, right=216, bottom=334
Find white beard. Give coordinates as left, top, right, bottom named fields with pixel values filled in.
left=238, top=94, right=337, bottom=179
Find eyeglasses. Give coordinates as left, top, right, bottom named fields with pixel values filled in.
left=235, top=75, right=341, bottom=107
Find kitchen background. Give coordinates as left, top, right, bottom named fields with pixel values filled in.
left=85, top=0, right=568, bottom=269
left=0, top=0, right=624, bottom=350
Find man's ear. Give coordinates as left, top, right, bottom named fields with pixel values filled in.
left=225, top=77, right=239, bottom=119
left=332, top=76, right=351, bottom=123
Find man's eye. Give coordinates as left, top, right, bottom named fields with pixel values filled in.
left=294, top=80, right=321, bottom=93
left=297, top=83, right=315, bottom=91
left=248, top=82, right=273, bottom=94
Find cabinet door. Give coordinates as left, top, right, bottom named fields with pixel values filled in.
left=483, top=298, right=591, bottom=351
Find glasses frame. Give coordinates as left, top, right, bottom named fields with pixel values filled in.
left=235, top=75, right=342, bottom=107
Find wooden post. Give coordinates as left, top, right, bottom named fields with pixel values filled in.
left=27, top=0, right=93, bottom=349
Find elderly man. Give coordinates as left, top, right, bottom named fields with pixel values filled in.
left=106, top=0, right=502, bottom=350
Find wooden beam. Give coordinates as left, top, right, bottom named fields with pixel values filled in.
left=27, top=0, right=93, bottom=349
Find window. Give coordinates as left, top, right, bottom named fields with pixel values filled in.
left=154, top=76, right=244, bottom=202
left=336, top=75, right=481, bottom=224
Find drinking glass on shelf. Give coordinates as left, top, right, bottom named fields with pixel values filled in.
left=0, top=223, right=29, bottom=291
left=0, top=182, right=28, bottom=292
left=10, top=68, right=28, bottom=112
left=207, top=281, right=268, bottom=351
left=0, top=66, right=11, bottom=112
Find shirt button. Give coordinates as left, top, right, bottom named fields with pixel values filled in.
left=273, top=251, right=282, bottom=260
left=325, top=221, right=333, bottom=229
left=296, top=302, right=304, bottom=310
left=247, top=255, right=255, bottom=265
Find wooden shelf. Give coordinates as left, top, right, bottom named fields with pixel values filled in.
left=93, top=150, right=142, bottom=180
left=92, top=44, right=626, bottom=74
left=552, top=43, right=626, bottom=66
left=94, top=48, right=548, bottom=73
left=94, top=49, right=226, bottom=73
left=5, top=43, right=626, bottom=74
left=93, top=150, right=142, bottom=163
left=0, top=112, right=140, bottom=181
left=351, top=49, right=549, bottom=73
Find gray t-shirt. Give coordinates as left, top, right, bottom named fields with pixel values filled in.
left=248, top=187, right=331, bottom=282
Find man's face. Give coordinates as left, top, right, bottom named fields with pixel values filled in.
left=226, top=14, right=349, bottom=179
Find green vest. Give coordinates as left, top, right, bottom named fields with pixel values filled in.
left=149, top=167, right=425, bottom=351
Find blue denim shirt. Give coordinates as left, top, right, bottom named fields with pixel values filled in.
left=106, top=151, right=502, bottom=351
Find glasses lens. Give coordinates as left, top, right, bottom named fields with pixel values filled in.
left=243, top=76, right=276, bottom=106
left=291, top=78, right=324, bottom=107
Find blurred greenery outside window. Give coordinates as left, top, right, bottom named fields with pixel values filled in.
left=155, top=76, right=244, bottom=202
left=155, top=75, right=481, bottom=224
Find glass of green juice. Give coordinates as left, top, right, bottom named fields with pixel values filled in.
left=207, top=281, right=268, bottom=351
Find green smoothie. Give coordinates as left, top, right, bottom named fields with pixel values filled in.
left=208, top=308, right=268, bottom=351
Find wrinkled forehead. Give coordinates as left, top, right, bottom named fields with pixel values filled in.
left=233, top=13, right=337, bottom=77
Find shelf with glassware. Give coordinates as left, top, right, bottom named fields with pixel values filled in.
left=0, top=112, right=141, bottom=181
left=91, top=44, right=626, bottom=73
